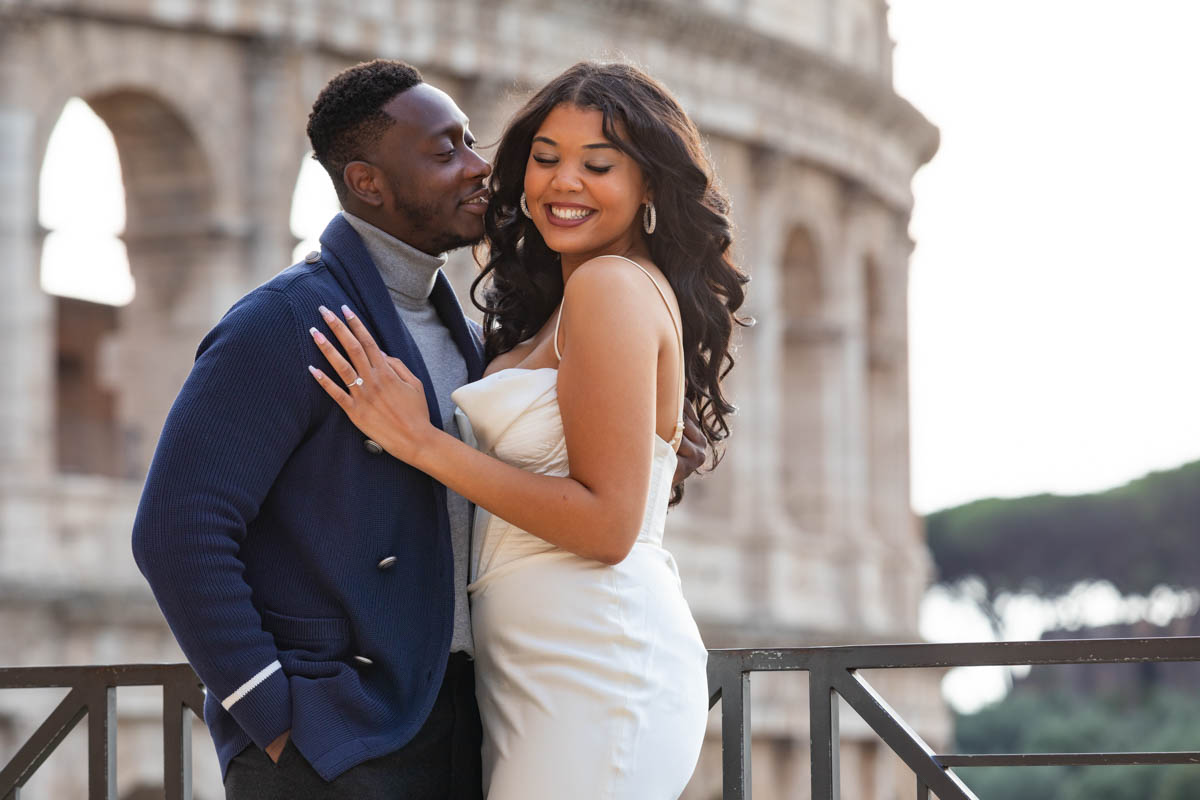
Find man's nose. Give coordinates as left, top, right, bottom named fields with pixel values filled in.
left=465, top=148, right=491, bottom=179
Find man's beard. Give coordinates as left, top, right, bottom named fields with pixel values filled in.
left=429, top=230, right=483, bottom=254
left=395, top=195, right=483, bottom=255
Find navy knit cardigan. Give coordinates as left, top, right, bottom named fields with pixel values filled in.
left=132, top=215, right=485, bottom=780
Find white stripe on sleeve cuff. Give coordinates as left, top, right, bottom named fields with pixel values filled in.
left=221, top=661, right=282, bottom=710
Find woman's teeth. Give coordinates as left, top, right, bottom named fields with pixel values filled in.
left=549, top=205, right=594, bottom=220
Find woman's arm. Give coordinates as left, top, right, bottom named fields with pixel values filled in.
left=307, top=258, right=665, bottom=564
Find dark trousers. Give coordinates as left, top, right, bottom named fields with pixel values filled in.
left=224, top=653, right=482, bottom=799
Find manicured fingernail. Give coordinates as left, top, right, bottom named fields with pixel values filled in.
left=307, top=365, right=321, bottom=377
left=318, top=305, right=334, bottom=321
left=341, top=304, right=356, bottom=320
left=309, top=327, right=326, bottom=344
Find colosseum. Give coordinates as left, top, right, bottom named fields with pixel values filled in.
left=0, top=1, right=945, bottom=797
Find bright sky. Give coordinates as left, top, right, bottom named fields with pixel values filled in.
left=41, top=2, right=1200, bottom=515
left=890, top=0, right=1200, bottom=513
left=38, top=98, right=134, bottom=305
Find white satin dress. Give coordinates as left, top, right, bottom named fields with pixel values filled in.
left=451, top=259, right=709, bottom=799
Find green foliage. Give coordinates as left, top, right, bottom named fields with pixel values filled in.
left=960, top=765, right=1068, bottom=800
left=1157, top=765, right=1200, bottom=800
left=954, top=687, right=1200, bottom=800
left=925, top=459, right=1200, bottom=598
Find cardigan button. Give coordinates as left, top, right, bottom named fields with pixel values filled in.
left=304, top=250, right=320, bottom=264
left=353, top=655, right=374, bottom=666
left=363, top=439, right=384, bottom=455
left=377, top=556, right=397, bottom=570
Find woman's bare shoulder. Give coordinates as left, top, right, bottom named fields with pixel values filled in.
left=563, top=255, right=670, bottom=308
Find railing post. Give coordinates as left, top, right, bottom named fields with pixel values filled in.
left=723, top=670, right=751, bottom=800
left=162, top=675, right=194, bottom=800
left=86, top=684, right=116, bottom=800
left=709, top=653, right=752, bottom=800
left=916, top=777, right=929, bottom=799
left=809, top=662, right=840, bottom=800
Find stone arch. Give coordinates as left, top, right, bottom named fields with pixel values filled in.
left=37, top=97, right=128, bottom=476
left=27, top=21, right=249, bottom=225
left=35, top=87, right=220, bottom=478
left=88, top=88, right=214, bottom=239
left=10, top=20, right=249, bottom=483
left=94, top=88, right=222, bottom=476
left=779, top=223, right=829, bottom=532
left=15, top=18, right=316, bottom=483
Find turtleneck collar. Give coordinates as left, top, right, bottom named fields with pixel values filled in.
left=341, top=211, right=447, bottom=306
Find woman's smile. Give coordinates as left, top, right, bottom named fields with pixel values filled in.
left=545, top=202, right=597, bottom=226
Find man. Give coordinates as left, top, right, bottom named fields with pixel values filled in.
left=132, top=59, right=704, bottom=798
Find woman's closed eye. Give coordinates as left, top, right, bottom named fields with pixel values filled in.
left=531, top=155, right=613, bottom=174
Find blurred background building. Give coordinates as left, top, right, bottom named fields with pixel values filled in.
left=0, top=0, right=945, bottom=797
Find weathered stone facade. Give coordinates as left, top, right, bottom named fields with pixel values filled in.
left=0, top=1, right=946, bottom=797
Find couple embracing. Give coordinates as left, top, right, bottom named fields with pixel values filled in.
left=133, top=57, right=748, bottom=799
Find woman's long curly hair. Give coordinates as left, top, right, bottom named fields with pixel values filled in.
left=471, top=61, right=750, bottom=504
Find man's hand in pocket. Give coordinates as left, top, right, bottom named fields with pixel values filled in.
left=265, top=729, right=291, bottom=764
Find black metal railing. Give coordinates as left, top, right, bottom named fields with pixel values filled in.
left=706, top=636, right=1200, bottom=799
left=3, top=637, right=1199, bottom=799
left=0, top=664, right=204, bottom=800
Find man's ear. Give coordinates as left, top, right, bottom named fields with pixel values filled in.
left=343, top=161, right=384, bottom=207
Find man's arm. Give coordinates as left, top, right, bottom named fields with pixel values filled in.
left=132, top=288, right=314, bottom=753
left=672, top=401, right=706, bottom=488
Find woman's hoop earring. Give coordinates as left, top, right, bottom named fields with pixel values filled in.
left=643, top=202, right=657, bottom=235
left=520, top=192, right=532, bottom=218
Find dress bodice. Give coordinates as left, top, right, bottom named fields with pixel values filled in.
left=452, top=367, right=677, bottom=584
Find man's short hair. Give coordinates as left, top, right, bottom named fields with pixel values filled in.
left=307, top=59, right=424, bottom=199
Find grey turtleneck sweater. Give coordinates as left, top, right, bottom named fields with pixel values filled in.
left=342, top=211, right=474, bottom=656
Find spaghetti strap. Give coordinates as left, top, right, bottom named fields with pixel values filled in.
left=557, top=255, right=686, bottom=449
left=553, top=304, right=565, bottom=362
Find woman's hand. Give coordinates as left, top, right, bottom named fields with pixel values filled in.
left=307, top=304, right=436, bottom=464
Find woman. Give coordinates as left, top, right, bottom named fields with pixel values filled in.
left=308, top=62, right=748, bottom=797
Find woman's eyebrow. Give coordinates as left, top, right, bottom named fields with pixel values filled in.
left=532, top=135, right=618, bottom=151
